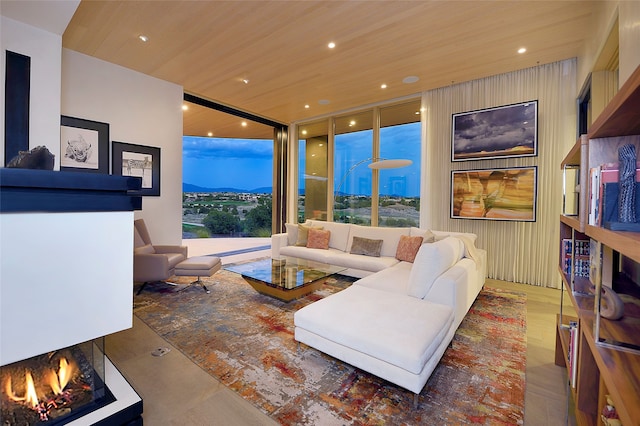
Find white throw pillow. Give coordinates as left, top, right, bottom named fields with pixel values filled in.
left=407, top=237, right=459, bottom=299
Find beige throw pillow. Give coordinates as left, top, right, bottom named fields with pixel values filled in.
left=295, top=224, right=323, bottom=246
left=350, top=236, right=383, bottom=257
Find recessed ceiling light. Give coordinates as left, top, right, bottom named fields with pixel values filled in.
left=304, top=104, right=310, bottom=109
left=302, top=130, right=308, bottom=135
left=328, top=42, right=336, bottom=49
left=381, top=84, right=387, bottom=89
left=402, top=76, right=419, bottom=84
left=518, top=47, right=527, bottom=54
left=349, top=120, right=356, bottom=127
left=138, top=35, right=149, bottom=42
left=182, top=104, right=188, bottom=111
left=241, top=121, right=247, bottom=127
left=242, top=79, right=249, bottom=84
left=207, top=132, right=213, bottom=137
left=318, top=99, right=330, bottom=105
left=318, top=143, right=323, bottom=146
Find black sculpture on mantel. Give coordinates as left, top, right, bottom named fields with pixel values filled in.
left=618, top=143, right=637, bottom=223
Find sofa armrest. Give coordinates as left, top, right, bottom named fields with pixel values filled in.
left=134, top=253, right=170, bottom=283
left=154, top=245, right=188, bottom=258
left=271, top=233, right=289, bottom=259
left=423, top=263, right=468, bottom=329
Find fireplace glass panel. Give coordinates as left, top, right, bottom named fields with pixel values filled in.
left=1, top=338, right=114, bottom=425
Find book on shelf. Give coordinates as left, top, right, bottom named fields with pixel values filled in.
left=568, top=320, right=579, bottom=388
left=561, top=238, right=590, bottom=278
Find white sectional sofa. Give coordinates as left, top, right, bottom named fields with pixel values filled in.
left=271, top=220, right=487, bottom=403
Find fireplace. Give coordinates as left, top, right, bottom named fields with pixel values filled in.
left=0, top=169, right=144, bottom=425
left=1, top=339, right=113, bottom=425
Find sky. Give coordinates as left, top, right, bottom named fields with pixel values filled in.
left=183, top=121, right=421, bottom=196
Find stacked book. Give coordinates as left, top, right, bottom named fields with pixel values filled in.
left=561, top=239, right=589, bottom=278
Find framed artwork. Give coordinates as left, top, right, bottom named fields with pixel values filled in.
left=112, top=142, right=161, bottom=196
left=451, top=100, right=538, bottom=161
left=60, top=116, right=109, bottom=173
left=450, top=166, right=537, bottom=221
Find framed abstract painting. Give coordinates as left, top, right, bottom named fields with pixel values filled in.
left=450, top=166, right=537, bottom=221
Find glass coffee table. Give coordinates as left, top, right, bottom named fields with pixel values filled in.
left=226, top=257, right=346, bottom=302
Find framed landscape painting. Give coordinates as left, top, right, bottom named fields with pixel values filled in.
left=60, top=116, right=109, bottom=173
left=112, top=142, right=161, bottom=196
left=450, top=166, right=537, bottom=221
left=451, top=100, right=538, bottom=161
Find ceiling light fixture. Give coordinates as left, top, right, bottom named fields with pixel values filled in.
left=302, top=130, right=308, bottom=135
left=207, top=132, right=213, bottom=137
left=242, top=79, right=249, bottom=84
left=328, top=42, right=336, bottom=49
left=381, top=84, right=387, bottom=89
left=138, top=35, right=149, bottom=42
left=518, top=47, right=527, bottom=54
left=182, top=104, right=188, bottom=111
left=402, top=76, right=419, bottom=84
left=304, top=104, right=310, bottom=109
left=241, top=121, right=247, bottom=127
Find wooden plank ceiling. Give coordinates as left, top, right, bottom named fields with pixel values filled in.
left=62, top=1, right=595, bottom=139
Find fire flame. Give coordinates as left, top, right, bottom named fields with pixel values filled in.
left=3, top=357, right=76, bottom=408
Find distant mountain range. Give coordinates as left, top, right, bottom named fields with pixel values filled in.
left=183, top=183, right=272, bottom=194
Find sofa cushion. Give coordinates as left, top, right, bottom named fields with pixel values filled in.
left=296, top=223, right=323, bottom=246
left=285, top=223, right=299, bottom=246
left=395, top=235, right=424, bottom=262
left=135, top=244, right=155, bottom=255
left=307, top=220, right=351, bottom=251
left=347, top=224, right=410, bottom=257
left=407, top=237, right=460, bottom=299
left=350, top=236, right=383, bottom=257
left=353, top=261, right=412, bottom=294
left=279, top=245, right=342, bottom=264
left=294, top=285, right=454, bottom=375
left=307, top=228, right=330, bottom=249
left=325, top=252, right=399, bottom=272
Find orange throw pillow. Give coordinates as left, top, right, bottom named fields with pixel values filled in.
left=307, top=228, right=331, bottom=249
left=395, top=235, right=424, bottom=262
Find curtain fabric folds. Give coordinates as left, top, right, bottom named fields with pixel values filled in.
left=422, top=59, right=577, bottom=288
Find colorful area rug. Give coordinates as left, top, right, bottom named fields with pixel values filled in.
left=134, top=268, right=527, bottom=425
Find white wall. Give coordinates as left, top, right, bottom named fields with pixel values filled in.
left=61, top=49, right=184, bottom=244
left=0, top=16, right=62, bottom=167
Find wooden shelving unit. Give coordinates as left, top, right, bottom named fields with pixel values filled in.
left=555, top=64, right=640, bottom=426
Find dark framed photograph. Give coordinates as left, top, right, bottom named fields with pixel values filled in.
left=112, top=142, right=161, bottom=196
left=60, top=116, right=109, bottom=173
left=450, top=166, right=537, bottom=221
left=451, top=100, right=538, bottom=161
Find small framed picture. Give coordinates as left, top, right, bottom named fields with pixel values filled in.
left=450, top=166, right=537, bottom=221
left=60, top=116, right=109, bottom=173
left=112, top=142, right=161, bottom=196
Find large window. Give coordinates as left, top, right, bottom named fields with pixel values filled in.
left=297, top=99, right=421, bottom=227
left=378, top=100, right=421, bottom=227
left=182, top=96, right=286, bottom=238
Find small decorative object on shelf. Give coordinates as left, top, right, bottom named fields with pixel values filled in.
left=601, top=395, right=622, bottom=426
left=589, top=284, right=624, bottom=320
left=605, top=144, right=640, bottom=231
left=619, top=144, right=636, bottom=223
